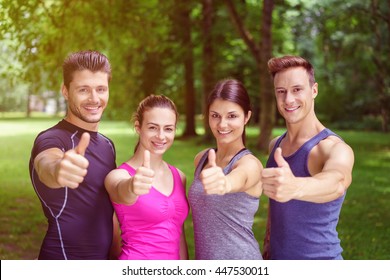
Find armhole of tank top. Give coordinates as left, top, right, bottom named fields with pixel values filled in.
left=195, top=148, right=213, bottom=176
left=227, top=148, right=248, bottom=165
left=225, top=148, right=251, bottom=174
left=168, top=164, right=182, bottom=191
left=118, top=163, right=136, bottom=177
left=325, top=128, right=343, bottom=142
left=303, top=129, right=335, bottom=175
left=270, top=134, right=285, bottom=160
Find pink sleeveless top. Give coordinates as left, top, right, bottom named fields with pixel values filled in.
left=113, top=163, right=189, bottom=260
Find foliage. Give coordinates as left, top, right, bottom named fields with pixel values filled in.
left=0, top=0, right=389, bottom=130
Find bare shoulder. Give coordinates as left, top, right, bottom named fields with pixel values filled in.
left=176, top=167, right=186, bottom=178
left=105, top=168, right=131, bottom=187
left=233, top=152, right=263, bottom=172
left=268, top=136, right=281, bottom=153
left=231, top=152, right=263, bottom=197
left=108, top=166, right=130, bottom=177
left=318, top=135, right=353, bottom=156
left=309, top=134, right=354, bottom=175
left=194, top=148, right=210, bottom=167
left=174, top=166, right=187, bottom=183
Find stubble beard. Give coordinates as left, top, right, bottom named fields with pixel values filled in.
left=67, top=103, right=103, bottom=124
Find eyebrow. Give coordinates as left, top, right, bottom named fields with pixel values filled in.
left=210, top=110, right=238, bottom=114
left=146, top=122, right=175, bottom=127
left=74, top=85, right=107, bottom=89
left=275, top=85, right=304, bottom=91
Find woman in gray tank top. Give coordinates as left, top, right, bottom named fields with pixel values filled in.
left=188, top=79, right=263, bottom=260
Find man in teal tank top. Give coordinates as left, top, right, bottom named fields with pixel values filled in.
left=261, top=55, right=355, bottom=259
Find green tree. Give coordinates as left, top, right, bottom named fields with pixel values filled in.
left=171, top=0, right=197, bottom=137
left=224, top=0, right=275, bottom=151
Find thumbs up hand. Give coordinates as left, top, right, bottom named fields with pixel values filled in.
left=75, top=132, right=90, bottom=156
left=200, top=149, right=232, bottom=195
left=132, top=150, right=154, bottom=196
left=261, top=147, right=297, bottom=202
left=56, top=132, right=90, bottom=189
left=274, top=147, right=290, bottom=168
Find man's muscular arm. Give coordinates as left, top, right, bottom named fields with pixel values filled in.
left=262, top=141, right=354, bottom=203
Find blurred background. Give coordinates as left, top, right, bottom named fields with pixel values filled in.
left=0, top=0, right=389, bottom=260
left=1, top=0, right=389, bottom=145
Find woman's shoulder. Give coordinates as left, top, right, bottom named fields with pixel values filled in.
left=167, top=163, right=185, bottom=177
left=165, top=162, right=187, bottom=189
left=232, top=150, right=263, bottom=171
left=194, top=148, right=212, bottom=167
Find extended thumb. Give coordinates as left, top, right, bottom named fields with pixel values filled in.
left=75, top=132, right=90, bottom=156
left=142, top=150, right=151, bottom=169
left=274, top=147, right=289, bottom=168
left=208, top=149, right=217, bottom=167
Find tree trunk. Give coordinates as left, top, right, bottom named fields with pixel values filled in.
left=371, top=0, right=389, bottom=132
left=224, top=0, right=275, bottom=152
left=201, top=0, right=215, bottom=141
left=257, top=0, right=275, bottom=151
left=181, top=2, right=197, bottom=137
left=26, top=88, right=32, bottom=118
left=140, top=52, right=163, bottom=98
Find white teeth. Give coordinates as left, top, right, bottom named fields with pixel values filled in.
left=153, top=142, right=166, bottom=147
left=218, top=130, right=231, bottom=134
left=285, top=106, right=299, bottom=111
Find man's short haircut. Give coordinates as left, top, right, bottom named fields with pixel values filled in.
left=268, top=55, right=315, bottom=86
left=62, top=50, right=112, bottom=89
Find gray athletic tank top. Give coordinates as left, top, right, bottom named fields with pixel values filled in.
left=188, top=148, right=262, bottom=260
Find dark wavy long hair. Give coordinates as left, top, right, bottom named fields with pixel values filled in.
left=206, top=79, right=252, bottom=145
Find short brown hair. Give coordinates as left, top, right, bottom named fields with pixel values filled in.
left=62, top=50, right=112, bottom=89
left=268, top=55, right=315, bottom=86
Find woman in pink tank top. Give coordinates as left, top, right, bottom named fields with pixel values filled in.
left=104, top=95, right=189, bottom=260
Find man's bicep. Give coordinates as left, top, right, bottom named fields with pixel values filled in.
left=323, top=142, right=354, bottom=188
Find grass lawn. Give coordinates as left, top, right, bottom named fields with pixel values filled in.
left=0, top=117, right=389, bottom=259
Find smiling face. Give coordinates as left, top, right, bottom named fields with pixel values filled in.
left=208, top=98, right=251, bottom=146
left=274, top=66, right=318, bottom=125
left=62, top=70, right=109, bottom=131
left=135, top=107, right=177, bottom=155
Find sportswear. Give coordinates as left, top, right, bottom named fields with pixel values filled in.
left=188, top=148, right=262, bottom=260
left=29, top=119, right=116, bottom=260
left=267, top=128, right=345, bottom=259
left=113, top=163, right=189, bottom=260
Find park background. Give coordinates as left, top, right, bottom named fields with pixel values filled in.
left=0, top=0, right=389, bottom=259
